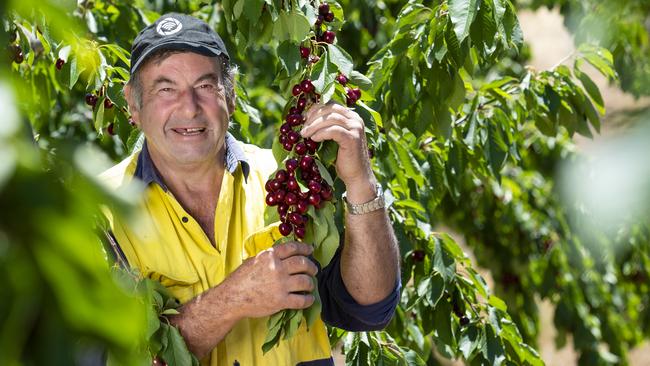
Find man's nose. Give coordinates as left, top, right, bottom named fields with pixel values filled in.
left=177, top=88, right=201, bottom=118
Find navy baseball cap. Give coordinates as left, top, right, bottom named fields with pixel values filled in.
left=130, top=13, right=229, bottom=75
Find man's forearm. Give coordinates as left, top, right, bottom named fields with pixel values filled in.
left=169, top=280, right=242, bottom=359
left=340, top=181, right=400, bottom=305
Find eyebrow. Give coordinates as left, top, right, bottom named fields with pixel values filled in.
left=149, top=73, right=220, bottom=90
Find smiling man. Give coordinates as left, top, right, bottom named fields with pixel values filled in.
left=100, top=13, right=400, bottom=366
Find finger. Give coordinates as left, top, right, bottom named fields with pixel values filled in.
left=273, top=241, right=313, bottom=260
left=305, top=104, right=360, bottom=128
left=308, top=125, right=362, bottom=146
left=301, top=113, right=357, bottom=138
left=285, top=293, right=315, bottom=310
left=286, top=274, right=315, bottom=293
left=284, top=255, right=319, bottom=276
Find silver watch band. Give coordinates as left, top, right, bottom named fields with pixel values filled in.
left=342, top=183, right=385, bottom=215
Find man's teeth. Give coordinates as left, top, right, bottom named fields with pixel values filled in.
left=176, top=128, right=205, bottom=135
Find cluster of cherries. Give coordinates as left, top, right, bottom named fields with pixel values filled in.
left=7, top=29, right=23, bottom=64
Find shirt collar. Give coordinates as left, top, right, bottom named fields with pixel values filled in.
left=134, top=132, right=250, bottom=191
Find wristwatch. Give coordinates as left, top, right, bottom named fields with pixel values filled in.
left=342, top=183, right=386, bottom=215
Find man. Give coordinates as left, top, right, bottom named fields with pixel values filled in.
left=100, top=13, right=400, bottom=365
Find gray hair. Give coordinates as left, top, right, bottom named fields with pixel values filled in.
left=126, top=49, right=237, bottom=111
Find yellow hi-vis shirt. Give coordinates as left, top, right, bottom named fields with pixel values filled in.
left=99, top=136, right=332, bottom=365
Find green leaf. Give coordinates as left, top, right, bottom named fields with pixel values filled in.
left=314, top=159, right=334, bottom=186
left=318, top=140, right=338, bottom=166
left=448, top=0, right=480, bottom=42
left=304, top=286, right=322, bottom=328
left=327, top=43, right=354, bottom=76
left=459, top=325, right=481, bottom=360
left=432, top=237, right=456, bottom=283
left=574, top=64, right=605, bottom=115
left=94, top=101, right=105, bottom=134
left=277, top=40, right=301, bottom=76
left=283, top=309, right=303, bottom=339
left=349, top=71, right=372, bottom=90
left=272, top=10, right=311, bottom=43
left=161, top=324, right=194, bottom=366
left=69, top=56, right=85, bottom=90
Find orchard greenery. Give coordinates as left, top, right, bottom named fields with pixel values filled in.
left=2, top=0, right=649, bottom=365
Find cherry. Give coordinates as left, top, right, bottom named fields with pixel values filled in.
left=85, top=93, right=97, bottom=107
left=284, top=192, right=298, bottom=205
left=289, top=212, right=304, bottom=226
left=300, top=155, right=314, bottom=170
left=308, top=180, right=322, bottom=193
left=323, top=31, right=335, bottom=44
left=285, top=158, right=299, bottom=172
left=292, top=84, right=302, bottom=96
left=271, top=179, right=282, bottom=191
left=265, top=180, right=274, bottom=192
left=336, top=74, right=348, bottom=86
left=315, top=15, right=324, bottom=27
left=104, top=98, right=114, bottom=109
left=297, top=97, right=307, bottom=111
left=14, top=50, right=24, bottom=64
left=300, top=46, right=310, bottom=59
left=320, top=185, right=333, bottom=201
left=352, top=88, right=362, bottom=100
left=304, top=138, right=319, bottom=153
left=266, top=193, right=278, bottom=206
left=286, top=177, right=299, bottom=191
left=324, top=12, right=335, bottom=22
left=275, top=169, right=288, bottom=182
left=278, top=204, right=289, bottom=216
left=279, top=222, right=293, bottom=236
left=308, top=192, right=322, bottom=206
left=295, top=226, right=306, bottom=239
left=107, top=123, right=116, bottom=136
left=283, top=141, right=294, bottom=151
left=297, top=200, right=309, bottom=214
left=280, top=123, right=292, bottom=135
left=460, top=316, right=470, bottom=327
left=279, top=134, right=288, bottom=144
left=318, top=3, right=330, bottom=15
left=295, top=142, right=308, bottom=155
left=287, top=131, right=300, bottom=144
left=55, top=58, right=65, bottom=70
left=274, top=190, right=286, bottom=202
left=300, top=79, right=315, bottom=93
left=411, top=250, right=425, bottom=262
left=288, top=114, right=304, bottom=127
left=290, top=107, right=300, bottom=114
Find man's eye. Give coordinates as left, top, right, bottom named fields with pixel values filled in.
left=198, top=84, right=215, bottom=90
left=159, top=87, right=174, bottom=93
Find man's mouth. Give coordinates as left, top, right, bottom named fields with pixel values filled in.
left=172, top=127, right=206, bottom=136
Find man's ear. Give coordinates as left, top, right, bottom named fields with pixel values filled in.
left=123, top=83, right=140, bottom=127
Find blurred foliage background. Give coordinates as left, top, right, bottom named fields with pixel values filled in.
left=1, top=0, right=650, bottom=365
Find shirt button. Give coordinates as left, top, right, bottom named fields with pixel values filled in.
left=182, top=216, right=189, bottom=223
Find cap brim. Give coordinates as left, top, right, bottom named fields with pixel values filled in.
left=130, top=40, right=228, bottom=74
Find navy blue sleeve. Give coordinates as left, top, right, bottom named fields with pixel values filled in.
left=316, top=247, right=401, bottom=331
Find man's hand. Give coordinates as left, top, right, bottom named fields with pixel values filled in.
left=301, top=103, right=377, bottom=203
left=226, top=241, right=318, bottom=319
left=170, top=241, right=318, bottom=359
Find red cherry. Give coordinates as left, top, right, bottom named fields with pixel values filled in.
left=274, top=190, right=286, bottom=202
left=283, top=141, right=294, bottom=151
left=285, top=158, right=299, bottom=172
left=85, top=93, right=97, bottom=107
left=323, top=31, right=335, bottom=44
left=286, top=178, right=299, bottom=191
left=315, top=15, right=324, bottom=26
left=265, top=180, right=274, bottom=192
left=352, top=88, right=362, bottom=100
left=300, top=155, right=315, bottom=170
left=300, top=79, right=315, bottom=93
left=107, top=123, right=115, bottom=136
left=295, top=142, right=308, bottom=155
left=284, top=192, right=298, bottom=205
left=304, top=138, right=319, bottom=154
left=275, top=169, right=288, bottom=182
left=300, top=46, right=310, bottom=59
left=104, top=98, right=114, bottom=109
left=411, top=250, right=425, bottom=262
left=290, top=107, right=300, bottom=114
left=318, top=3, right=330, bottom=15
left=271, top=180, right=282, bottom=191
left=266, top=193, right=278, bottom=206
left=336, top=74, right=348, bottom=85
left=308, top=193, right=321, bottom=206
left=289, top=212, right=304, bottom=225
left=320, top=185, right=333, bottom=201
left=287, top=131, right=300, bottom=144
left=297, top=200, right=309, bottom=214
left=280, top=123, right=292, bottom=135
left=346, top=97, right=356, bottom=107
left=279, top=134, right=288, bottom=144
left=308, top=180, right=322, bottom=193
left=295, top=227, right=306, bottom=239
left=278, top=204, right=289, bottom=216
left=324, top=12, right=335, bottom=22
left=292, top=84, right=302, bottom=96
left=279, top=222, right=293, bottom=236
left=297, top=97, right=307, bottom=111
left=55, top=58, right=65, bottom=70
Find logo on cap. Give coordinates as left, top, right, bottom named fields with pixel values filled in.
left=156, top=17, right=183, bottom=36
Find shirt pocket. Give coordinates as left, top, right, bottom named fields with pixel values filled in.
left=243, top=223, right=282, bottom=259
left=146, top=267, right=200, bottom=304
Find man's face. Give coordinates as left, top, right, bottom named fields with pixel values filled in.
left=128, top=52, right=232, bottom=167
